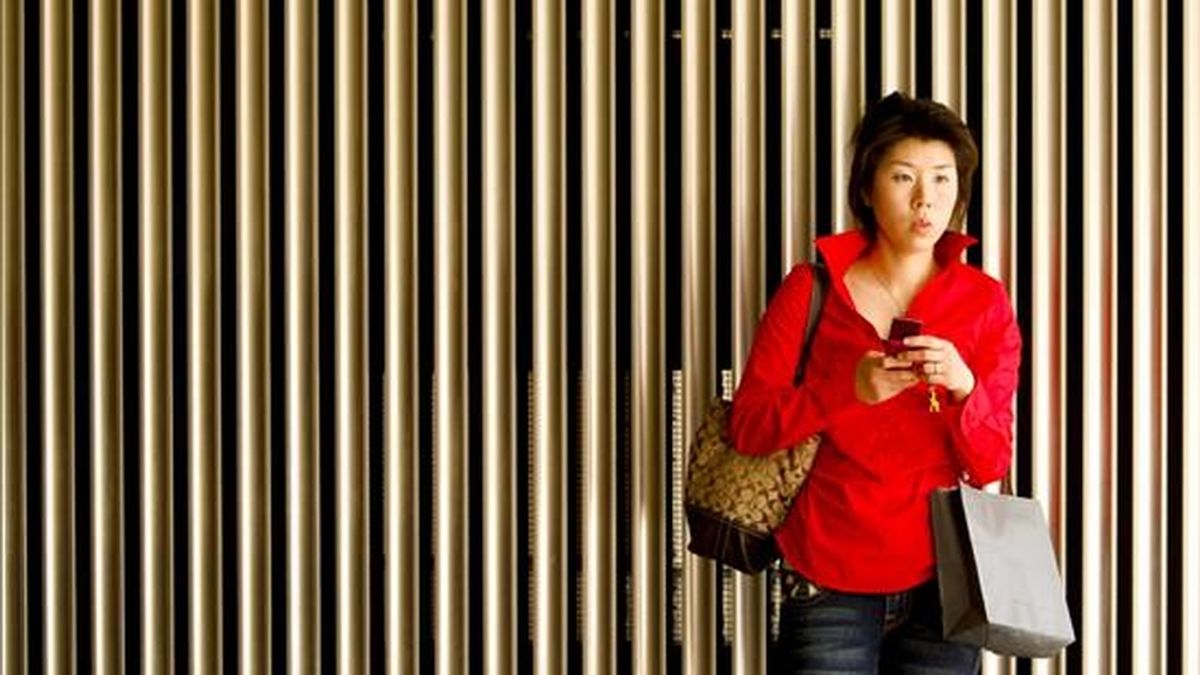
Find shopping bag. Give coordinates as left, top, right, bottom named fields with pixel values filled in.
left=930, top=483, right=1075, bottom=658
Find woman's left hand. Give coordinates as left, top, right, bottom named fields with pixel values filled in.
left=899, top=335, right=976, bottom=402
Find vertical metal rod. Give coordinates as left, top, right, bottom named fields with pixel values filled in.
left=830, top=0, right=861, bottom=232
left=930, top=0, right=964, bottom=115
left=336, top=0, right=367, bottom=669
left=286, top=0, right=318, bottom=669
left=533, top=0, right=566, bottom=671
left=782, top=0, right=814, bottom=268
left=1185, top=3, right=1200, bottom=674
left=141, top=0, right=174, bottom=668
left=434, top=0, right=466, bottom=672
left=730, top=4, right=761, bottom=342
left=732, top=0, right=762, bottom=352
left=0, top=0, right=26, bottom=669
left=43, top=0, right=75, bottom=669
left=483, top=0, right=515, bottom=672
left=632, top=0, right=663, bottom=672
left=1031, top=2, right=1066, bottom=674
left=731, top=1, right=764, bottom=672
left=582, top=0, right=614, bottom=673
left=91, top=0, right=123, bottom=667
left=1082, top=0, right=1117, bottom=672
left=980, top=0, right=1015, bottom=294
left=980, top=9, right=1016, bottom=675
left=1132, top=0, right=1167, bottom=672
left=386, top=0, right=418, bottom=671
left=683, top=0, right=716, bottom=673
left=236, top=0, right=270, bottom=668
left=880, top=0, right=913, bottom=96
left=187, top=0, right=221, bottom=668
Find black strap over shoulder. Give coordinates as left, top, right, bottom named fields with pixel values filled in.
left=793, top=259, right=829, bottom=386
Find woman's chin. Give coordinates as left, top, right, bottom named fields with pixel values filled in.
left=880, top=233, right=938, bottom=256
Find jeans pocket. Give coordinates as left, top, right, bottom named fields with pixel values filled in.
left=780, top=568, right=830, bottom=609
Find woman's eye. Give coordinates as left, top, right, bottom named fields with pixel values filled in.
left=892, top=174, right=913, bottom=183
left=934, top=174, right=952, bottom=184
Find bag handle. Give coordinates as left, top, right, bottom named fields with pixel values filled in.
left=792, top=259, right=830, bottom=386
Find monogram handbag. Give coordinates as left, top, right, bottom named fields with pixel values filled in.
left=684, top=262, right=829, bottom=574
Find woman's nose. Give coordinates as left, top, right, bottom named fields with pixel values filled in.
left=912, top=179, right=937, bottom=208
left=912, top=185, right=930, bottom=209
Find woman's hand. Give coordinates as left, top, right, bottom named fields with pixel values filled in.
left=854, top=350, right=920, bottom=405
left=898, top=335, right=976, bottom=402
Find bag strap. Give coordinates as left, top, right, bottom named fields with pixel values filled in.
left=792, top=259, right=829, bottom=386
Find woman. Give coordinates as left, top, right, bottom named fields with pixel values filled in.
left=729, top=92, right=1021, bottom=674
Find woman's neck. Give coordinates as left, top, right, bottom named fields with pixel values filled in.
left=863, top=243, right=939, bottom=295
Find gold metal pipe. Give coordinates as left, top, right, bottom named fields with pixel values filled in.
left=730, top=1, right=760, bottom=391
left=386, top=0, right=418, bottom=671
left=732, top=0, right=761, bottom=301
left=286, top=0, right=318, bottom=669
left=1185, top=4, right=1200, bottom=674
left=782, top=0, right=814, bottom=268
left=582, top=0, right=615, bottom=673
left=683, top=0, right=716, bottom=672
left=43, top=0, right=75, bottom=669
left=483, top=0, right=516, bottom=673
left=1082, top=0, right=1117, bottom=672
left=1, top=0, right=26, bottom=670
left=533, top=0, right=566, bottom=671
left=632, top=0, right=663, bottom=672
left=980, top=0, right=1015, bottom=295
left=336, top=0, right=367, bottom=669
left=732, top=0, right=762, bottom=354
left=931, top=0, right=964, bottom=114
left=188, top=0, right=221, bottom=669
left=731, top=0, right=764, bottom=672
left=141, top=0, right=178, bottom=661
left=830, top=0, right=861, bottom=232
left=980, top=10, right=1016, bottom=675
left=880, top=0, right=913, bottom=96
left=237, top=0, right=270, bottom=669
left=1132, top=0, right=1167, bottom=671
left=91, top=0, right=122, bottom=667
left=141, top=0, right=174, bottom=667
left=434, top=0, right=467, bottom=672
left=1030, top=2, right=1066, bottom=674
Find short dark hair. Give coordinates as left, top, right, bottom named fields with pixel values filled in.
left=847, top=91, right=979, bottom=237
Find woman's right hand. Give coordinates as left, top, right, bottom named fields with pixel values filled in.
left=854, top=350, right=920, bottom=405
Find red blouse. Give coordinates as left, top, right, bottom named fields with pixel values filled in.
left=729, top=230, right=1022, bottom=593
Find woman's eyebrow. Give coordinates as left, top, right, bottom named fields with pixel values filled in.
left=887, top=160, right=955, bottom=170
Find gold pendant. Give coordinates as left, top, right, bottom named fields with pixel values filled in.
left=928, top=388, right=941, bottom=413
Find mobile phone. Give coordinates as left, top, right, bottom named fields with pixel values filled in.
left=885, top=316, right=923, bottom=356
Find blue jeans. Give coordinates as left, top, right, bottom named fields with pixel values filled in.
left=773, top=568, right=980, bottom=675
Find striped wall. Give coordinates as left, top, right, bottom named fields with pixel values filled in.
left=1, top=1, right=1197, bottom=674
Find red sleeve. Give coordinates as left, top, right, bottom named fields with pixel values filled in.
left=945, top=286, right=1023, bottom=486
left=728, top=264, right=864, bottom=456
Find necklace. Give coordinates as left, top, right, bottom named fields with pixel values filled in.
left=867, top=264, right=906, bottom=314
left=866, top=263, right=942, bottom=412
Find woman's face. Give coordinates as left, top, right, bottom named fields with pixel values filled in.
left=865, top=137, right=959, bottom=255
